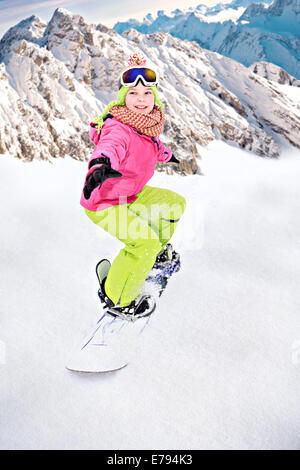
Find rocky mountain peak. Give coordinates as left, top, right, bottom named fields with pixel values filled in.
left=249, top=61, right=300, bottom=86
left=0, top=15, right=46, bottom=61
left=44, top=8, right=87, bottom=46
left=121, top=28, right=145, bottom=43
left=269, top=0, right=299, bottom=16
left=241, top=0, right=300, bottom=19
left=239, top=3, right=268, bottom=21
left=0, top=15, right=46, bottom=43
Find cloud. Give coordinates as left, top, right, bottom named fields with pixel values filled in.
left=0, top=0, right=92, bottom=21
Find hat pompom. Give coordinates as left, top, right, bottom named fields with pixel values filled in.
left=127, top=53, right=146, bottom=67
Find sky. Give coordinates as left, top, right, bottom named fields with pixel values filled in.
left=0, top=0, right=232, bottom=39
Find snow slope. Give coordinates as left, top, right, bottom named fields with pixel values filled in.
left=1, top=141, right=300, bottom=450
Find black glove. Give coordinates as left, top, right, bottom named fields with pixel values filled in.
left=83, top=155, right=122, bottom=200
left=169, top=154, right=180, bottom=164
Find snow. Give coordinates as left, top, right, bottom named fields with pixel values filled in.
left=1, top=141, right=300, bottom=450
left=194, top=7, right=246, bottom=24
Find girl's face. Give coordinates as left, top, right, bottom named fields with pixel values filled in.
left=125, top=82, right=155, bottom=114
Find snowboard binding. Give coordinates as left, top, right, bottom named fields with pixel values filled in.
left=96, top=260, right=156, bottom=322
left=146, top=243, right=181, bottom=297
left=152, top=243, right=181, bottom=272
left=102, top=295, right=156, bottom=322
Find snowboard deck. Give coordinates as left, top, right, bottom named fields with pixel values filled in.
left=66, top=364, right=128, bottom=374
left=65, top=310, right=151, bottom=373
left=66, top=256, right=180, bottom=374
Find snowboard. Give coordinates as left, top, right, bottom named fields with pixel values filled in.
left=65, top=255, right=180, bottom=374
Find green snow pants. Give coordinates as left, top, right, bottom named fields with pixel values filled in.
left=85, top=185, right=186, bottom=307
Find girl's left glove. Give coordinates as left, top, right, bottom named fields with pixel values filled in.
left=169, top=154, right=180, bottom=163
left=83, top=155, right=122, bottom=200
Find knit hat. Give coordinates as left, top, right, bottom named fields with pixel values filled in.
left=93, top=53, right=164, bottom=134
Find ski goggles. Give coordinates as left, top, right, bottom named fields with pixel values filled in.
left=120, top=67, right=158, bottom=87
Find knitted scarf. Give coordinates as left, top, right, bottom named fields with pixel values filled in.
left=108, top=104, right=165, bottom=138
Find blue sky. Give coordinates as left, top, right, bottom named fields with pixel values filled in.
left=0, top=0, right=230, bottom=39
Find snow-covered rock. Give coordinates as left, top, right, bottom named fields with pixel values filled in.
left=0, top=15, right=46, bottom=52
left=0, top=7, right=300, bottom=166
left=249, top=61, right=300, bottom=86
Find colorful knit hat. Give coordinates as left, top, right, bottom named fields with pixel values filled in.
left=93, top=53, right=163, bottom=134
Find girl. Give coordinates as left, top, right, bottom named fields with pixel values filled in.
left=80, top=54, right=186, bottom=316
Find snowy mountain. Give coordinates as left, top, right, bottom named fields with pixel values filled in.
left=0, top=7, right=300, bottom=166
left=113, top=0, right=300, bottom=80
left=249, top=61, right=300, bottom=86
left=114, top=1, right=273, bottom=34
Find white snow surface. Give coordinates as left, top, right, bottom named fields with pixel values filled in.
left=1, top=141, right=300, bottom=450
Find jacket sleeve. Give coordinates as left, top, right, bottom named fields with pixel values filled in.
left=156, top=139, right=173, bottom=163
left=88, top=120, right=129, bottom=172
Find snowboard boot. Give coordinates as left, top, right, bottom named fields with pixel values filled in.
left=153, top=243, right=181, bottom=272
left=103, top=293, right=156, bottom=322
left=96, top=259, right=156, bottom=322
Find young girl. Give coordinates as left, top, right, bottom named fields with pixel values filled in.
left=80, top=54, right=186, bottom=316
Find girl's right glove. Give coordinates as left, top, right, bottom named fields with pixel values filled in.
left=83, top=154, right=122, bottom=200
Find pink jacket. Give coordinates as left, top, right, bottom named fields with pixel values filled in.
left=80, top=117, right=173, bottom=211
